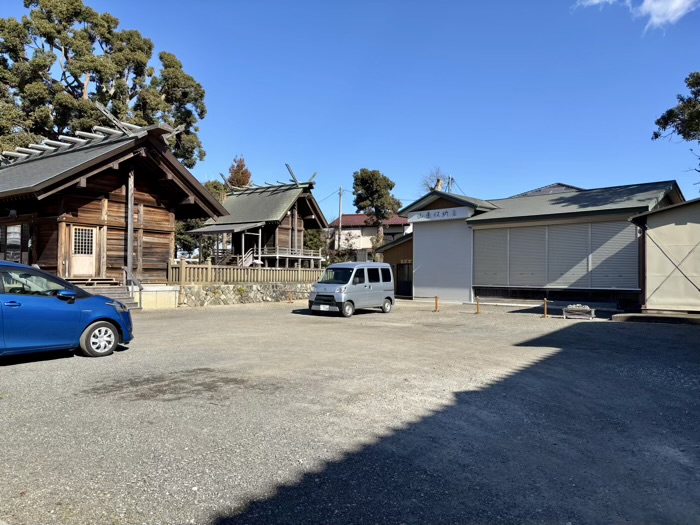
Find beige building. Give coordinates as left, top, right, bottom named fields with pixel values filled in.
left=631, top=198, right=700, bottom=313
left=328, top=214, right=411, bottom=250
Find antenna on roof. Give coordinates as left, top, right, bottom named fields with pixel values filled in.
left=285, top=164, right=300, bottom=187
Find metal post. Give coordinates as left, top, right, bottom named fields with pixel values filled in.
left=178, top=257, right=186, bottom=305
left=338, top=187, right=343, bottom=249
left=544, top=298, right=548, bottom=319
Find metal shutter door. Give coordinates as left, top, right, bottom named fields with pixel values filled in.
left=591, top=222, right=638, bottom=289
left=547, top=224, right=590, bottom=287
left=473, top=229, right=508, bottom=285
left=509, top=226, right=547, bottom=286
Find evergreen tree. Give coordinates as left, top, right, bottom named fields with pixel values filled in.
left=0, top=0, right=206, bottom=167
left=227, top=155, right=252, bottom=188
left=352, top=168, right=402, bottom=245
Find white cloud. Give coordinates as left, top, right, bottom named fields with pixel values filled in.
left=577, top=0, right=699, bottom=27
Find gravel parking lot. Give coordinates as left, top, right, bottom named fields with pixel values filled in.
left=1, top=300, right=699, bottom=525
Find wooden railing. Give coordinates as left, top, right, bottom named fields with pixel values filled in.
left=168, top=259, right=323, bottom=285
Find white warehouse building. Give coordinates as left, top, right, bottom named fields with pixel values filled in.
left=399, top=181, right=685, bottom=306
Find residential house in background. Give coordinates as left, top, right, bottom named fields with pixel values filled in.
left=328, top=213, right=412, bottom=251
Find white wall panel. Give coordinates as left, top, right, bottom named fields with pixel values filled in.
left=414, top=220, right=472, bottom=302
left=473, top=229, right=508, bottom=286
left=591, top=222, right=638, bottom=289
left=547, top=224, right=590, bottom=287
left=509, top=226, right=547, bottom=286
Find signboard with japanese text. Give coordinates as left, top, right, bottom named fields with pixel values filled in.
left=407, top=206, right=472, bottom=223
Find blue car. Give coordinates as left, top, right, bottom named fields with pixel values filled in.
left=0, top=261, right=133, bottom=358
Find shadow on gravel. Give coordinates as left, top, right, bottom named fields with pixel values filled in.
left=211, top=322, right=700, bottom=525
left=507, top=306, right=615, bottom=320
left=291, top=308, right=379, bottom=317
left=0, top=349, right=74, bottom=366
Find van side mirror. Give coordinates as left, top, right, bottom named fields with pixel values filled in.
left=353, top=277, right=360, bottom=285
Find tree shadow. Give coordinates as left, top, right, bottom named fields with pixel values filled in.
left=210, top=322, right=700, bottom=525
left=547, top=182, right=673, bottom=210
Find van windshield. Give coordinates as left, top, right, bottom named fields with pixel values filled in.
left=318, top=268, right=353, bottom=285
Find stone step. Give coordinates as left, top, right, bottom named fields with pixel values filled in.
left=75, top=285, right=141, bottom=311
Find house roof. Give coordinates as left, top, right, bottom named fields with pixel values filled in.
left=0, top=124, right=227, bottom=219
left=630, top=196, right=700, bottom=225
left=467, top=181, right=683, bottom=225
left=375, top=233, right=413, bottom=253
left=328, top=213, right=408, bottom=228
left=399, top=190, right=497, bottom=216
left=210, top=183, right=328, bottom=227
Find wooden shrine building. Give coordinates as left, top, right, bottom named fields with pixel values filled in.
left=189, top=181, right=328, bottom=268
left=0, top=124, right=227, bottom=284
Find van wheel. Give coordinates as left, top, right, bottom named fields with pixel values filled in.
left=341, top=301, right=355, bottom=318
left=381, top=298, right=392, bottom=313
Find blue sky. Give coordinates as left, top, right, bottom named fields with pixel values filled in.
left=4, top=0, right=699, bottom=220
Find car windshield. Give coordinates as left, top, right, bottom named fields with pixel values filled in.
left=318, top=268, right=353, bottom=285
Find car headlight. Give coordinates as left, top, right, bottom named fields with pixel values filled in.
left=311, top=284, right=317, bottom=292
left=335, top=286, right=347, bottom=293
left=107, top=300, right=129, bottom=313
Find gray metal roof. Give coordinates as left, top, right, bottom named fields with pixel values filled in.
left=399, top=190, right=497, bottom=216
left=468, top=181, right=679, bottom=224
left=212, top=185, right=307, bottom=225
left=188, top=221, right=265, bottom=234
left=0, top=135, right=138, bottom=196
left=630, top=196, right=700, bottom=224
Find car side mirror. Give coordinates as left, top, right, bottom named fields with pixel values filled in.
left=57, top=289, right=78, bottom=302
left=353, top=277, right=360, bottom=285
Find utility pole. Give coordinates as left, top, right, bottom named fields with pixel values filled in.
left=337, top=187, right=343, bottom=249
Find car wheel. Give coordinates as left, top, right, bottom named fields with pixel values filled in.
left=79, top=321, right=118, bottom=357
left=341, top=301, right=355, bottom=318
left=381, top=298, right=392, bottom=313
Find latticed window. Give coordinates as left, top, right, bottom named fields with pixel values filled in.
left=72, top=227, right=94, bottom=255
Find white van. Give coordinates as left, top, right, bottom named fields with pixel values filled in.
left=308, top=262, right=395, bottom=318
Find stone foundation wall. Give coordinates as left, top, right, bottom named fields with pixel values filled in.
left=180, top=283, right=313, bottom=307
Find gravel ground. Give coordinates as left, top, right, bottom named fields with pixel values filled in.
left=0, top=300, right=699, bottom=525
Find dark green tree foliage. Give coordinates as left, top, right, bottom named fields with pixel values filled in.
left=352, top=168, right=401, bottom=244
left=175, top=218, right=203, bottom=258
left=227, top=155, right=252, bottom=188
left=0, top=0, right=206, bottom=167
left=303, top=228, right=325, bottom=252
left=653, top=71, right=700, bottom=174
left=203, top=180, right=226, bottom=203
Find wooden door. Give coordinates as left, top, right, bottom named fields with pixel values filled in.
left=71, top=226, right=96, bottom=277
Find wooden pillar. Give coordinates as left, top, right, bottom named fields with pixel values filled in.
left=100, top=197, right=108, bottom=277
left=126, top=170, right=135, bottom=278
left=258, top=227, right=262, bottom=260
left=57, top=221, right=68, bottom=278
